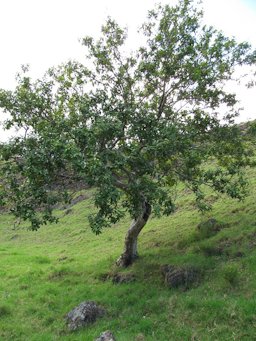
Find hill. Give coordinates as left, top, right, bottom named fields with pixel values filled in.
left=0, top=165, right=256, bottom=340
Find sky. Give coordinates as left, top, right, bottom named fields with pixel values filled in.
left=0, top=0, right=256, bottom=141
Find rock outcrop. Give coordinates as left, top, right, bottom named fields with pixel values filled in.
left=66, top=301, right=105, bottom=331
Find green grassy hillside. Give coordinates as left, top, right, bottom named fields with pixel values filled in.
left=1, top=167, right=256, bottom=341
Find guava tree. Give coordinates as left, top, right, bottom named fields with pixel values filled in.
left=0, top=0, right=255, bottom=267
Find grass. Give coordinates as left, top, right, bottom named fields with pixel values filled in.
left=1, top=167, right=256, bottom=340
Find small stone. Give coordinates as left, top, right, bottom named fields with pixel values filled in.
left=65, top=301, right=105, bottom=331
left=94, top=330, right=116, bottom=341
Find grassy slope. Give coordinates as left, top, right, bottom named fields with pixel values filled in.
left=0, top=168, right=256, bottom=341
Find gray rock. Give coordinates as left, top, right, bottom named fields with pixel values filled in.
left=161, top=265, right=200, bottom=289
left=95, top=330, right=116, bottom=341
left=66, top=301, right=105, bottom=331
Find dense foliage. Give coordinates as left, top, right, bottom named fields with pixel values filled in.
left=0, top=0, right=255, bottom=265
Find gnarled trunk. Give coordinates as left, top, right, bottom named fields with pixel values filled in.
left=116, top=201, right=151, bottom=267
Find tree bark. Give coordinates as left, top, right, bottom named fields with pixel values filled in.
left=116, top=200, right=151, bottom=267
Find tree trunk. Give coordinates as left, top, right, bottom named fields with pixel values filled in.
left=116, top=201, right=151, bottom=267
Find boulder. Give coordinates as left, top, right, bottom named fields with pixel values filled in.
left=66, top=301, right=105, bottom=331
left=161, top=265, right=200, bottom=289
left=95, top=330, right=116, bottom=341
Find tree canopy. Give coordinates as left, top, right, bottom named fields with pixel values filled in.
left=0, top=0, right=255, bottom=266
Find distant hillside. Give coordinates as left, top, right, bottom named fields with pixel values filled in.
left=0, top=153, right=256, bottom=340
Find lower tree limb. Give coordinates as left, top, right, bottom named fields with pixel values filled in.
left=116, top=201, right=151, bottom=267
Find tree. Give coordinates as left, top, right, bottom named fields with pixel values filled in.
left=0, top=0, right=255, bottom=267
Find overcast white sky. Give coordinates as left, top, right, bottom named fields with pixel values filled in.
left=0, top=0, right=256, bottom=141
